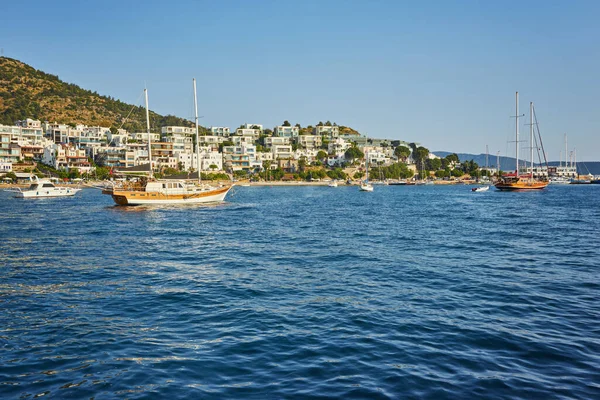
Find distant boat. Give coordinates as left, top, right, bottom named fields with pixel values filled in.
left=495, top=93, right=549, bottom=191
left=389, top=180, right=407, bottom=186
left=13, top=176, right=81, bottom=198
left=328, top=180, right=338, bottom=187
left=549, top=176, right=572, bottom=185
left=472, top=185, right=489, bottom=192
left=359, top=148, right=374, bottom=192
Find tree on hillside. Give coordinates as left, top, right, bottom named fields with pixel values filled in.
left=445, top=153, right=459, bottom=164
left=282, top=120, right=291, bottom=127
left=394, top=145, right=411, bottom=162
left=316, top=150, right=328, bottom=162
left=344, top=146, right=364, bottom=164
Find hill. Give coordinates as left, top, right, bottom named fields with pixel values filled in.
left=0, top=57, right=194, bottom=132
left=433, top=151, right=600, bottom=175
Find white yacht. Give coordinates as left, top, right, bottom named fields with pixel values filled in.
left=15, top=177, right=81, bottom=198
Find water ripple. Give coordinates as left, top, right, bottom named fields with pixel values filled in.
left=0, top=185, right=599, bottom=399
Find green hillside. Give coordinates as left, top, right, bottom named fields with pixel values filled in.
left=0, top=57, right=194, bottom=132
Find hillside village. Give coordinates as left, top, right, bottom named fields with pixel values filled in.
left=0, top=117, right=493, bottom=182
left=0, top=57, right=496, bottom=182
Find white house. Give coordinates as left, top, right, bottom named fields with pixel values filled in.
left=209, top=127, right=231, bottom=137
left=313, top=125, right=339, bottom=139
left=274, top=126, right=299, bottom=139
left=297, top=135, right=322, bottom=150
left=265, top=136, right=290, bottom=147
left=272, top=144, right=293, bottom=160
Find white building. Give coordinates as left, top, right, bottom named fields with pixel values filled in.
left=235, top=124, right=262, bottom=140
left=209, top=126, right=230, bottom=137
left=232, top=136, right=254, bottom=145
left=162, top=133, right=193, bottom=155
left=272, top=144, right=293, bottom=160
left=161, top=126, right=196, bottom=136
left=177, top=147, right=223, bottom=171
left=198, top=135, right=225, bottom=149
left=294, top=148, right=319, bottom=162
left=274, top=125, right=299, bottom=139
left=42, top=143, right=93, bottom=174
left=222, top=143, right=261, bottom=171
left=328, top=138, right=351, bottom=156
left=314, top=125, right=340, bottom=139
left=129, top=132, right=161, bottom=142
left=265, top=136, right=290, bottom=147
left=297, top=135, right=322, bottom=150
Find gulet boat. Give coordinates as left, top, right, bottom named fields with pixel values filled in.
left=495, top=92, right=549, bottom=191
left=102, top=82, right=232, bottom=206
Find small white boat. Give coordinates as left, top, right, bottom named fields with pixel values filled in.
left=359, top=182, right=374, bottom=192
left=471, top=185, right=490, bottom=192
left=549, top=176, right=571, bottom=185
left=328, top=180, right=338, bottom=187
left=15, top=177, right=81, bottom=198
left=359, top=146, right=374, bottom=192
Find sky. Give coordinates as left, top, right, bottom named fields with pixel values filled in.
left=2, top=0, right=599, bottom=160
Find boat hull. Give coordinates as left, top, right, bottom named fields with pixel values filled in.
left=16, top=188, right=81, bottom=198
left=494, top=181, right=548, bottom=191
left=106, top=185, right=232, bottom=206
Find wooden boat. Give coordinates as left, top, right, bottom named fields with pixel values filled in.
left=103, top=82, right=232, bottom=206
left=103, top=180, right=231, bottom=205
left=495, top=92, right=549, bottom=191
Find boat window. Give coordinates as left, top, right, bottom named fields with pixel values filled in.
left=42, top=183, right=54, bottom=188
left=162, top=184, right=167, bottom=188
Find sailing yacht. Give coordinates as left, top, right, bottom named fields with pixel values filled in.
left=495, top=92, right=549, bottom=191
left=360, top=148, right=374, bottom=192
left=102, top=82, right=232, bottom=206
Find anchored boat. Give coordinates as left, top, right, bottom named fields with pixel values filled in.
left=103, top=81, right=232, bottom=206
left=495, top=92, right=549, bottom=191
left=14, top=177, right=81, bottom=198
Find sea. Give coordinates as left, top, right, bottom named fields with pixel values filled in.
left=1, top=184, right=599, bottom=399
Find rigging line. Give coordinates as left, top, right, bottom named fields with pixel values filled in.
left=532, top=106, right=549, bottom=169
left=116, top=91, right=145, bottom=132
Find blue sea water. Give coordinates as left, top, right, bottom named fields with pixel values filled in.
left=1, top=184, right=599, bottom=399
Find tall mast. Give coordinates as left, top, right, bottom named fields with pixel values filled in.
left=145, top=88, right=153, bottom=179
left=530, top=101, right=534, bottom=181
left=193, top=78, right=201, bottom=184
left=515, top=91, right=519, bottom=174
left=565, top=133, right=568, bottom=170
left=485, top=145, right=489, bottom=169
left=496, top=151, right=500, bottom=176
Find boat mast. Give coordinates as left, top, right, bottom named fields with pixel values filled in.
left=530, top=101, right=534, bottom=181
left=515, top=91, right=519, bottom=175
left=565, top=133, right=568, bottom=172
left=145, top=88, right=153, bottom=179
left=365, top=149, right=369, bottom=183
left=193, top=78, right=201, bottom=185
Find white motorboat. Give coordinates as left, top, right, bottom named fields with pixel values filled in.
left=15, top=177, right=81, bottom=198
left=549, top=176, right=571, bottom=185
left=328, top=180, right=338, bottom=187
left=471, top=185, right=490, bottom=192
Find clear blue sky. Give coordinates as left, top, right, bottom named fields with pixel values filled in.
left=2, top=0, right=599, bottom=160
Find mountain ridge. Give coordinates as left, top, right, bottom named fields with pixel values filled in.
left=432, top=151, right=600, bottom=175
